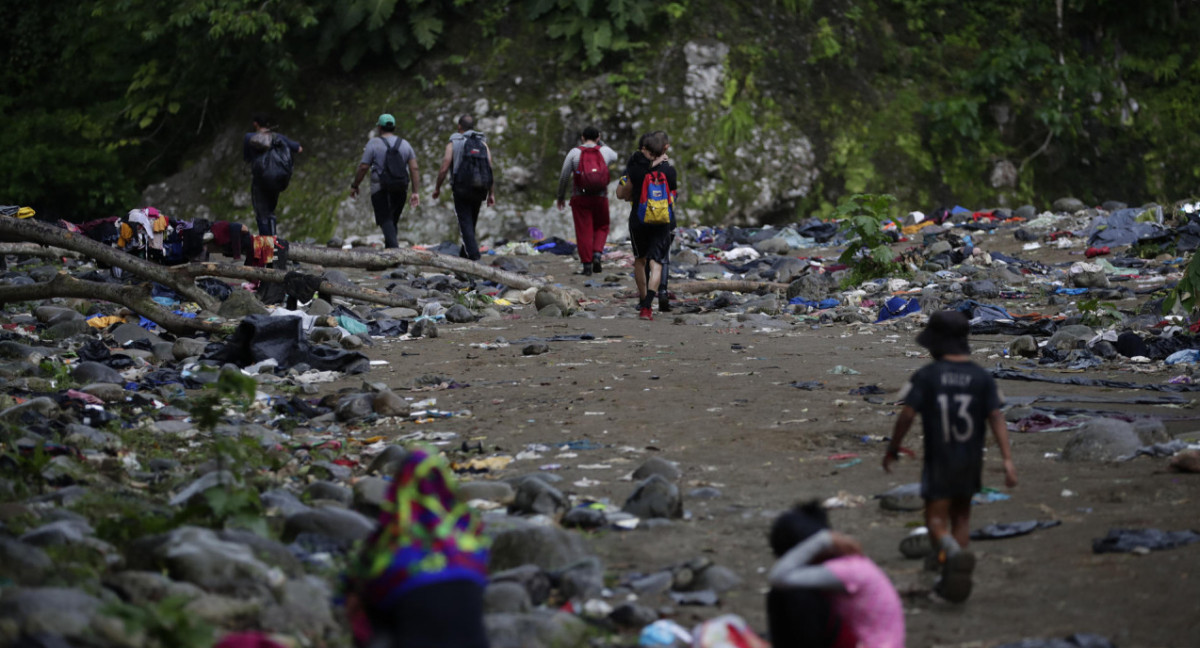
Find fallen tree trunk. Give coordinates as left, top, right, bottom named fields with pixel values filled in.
left=173, top=263, right=418, bottom=309
left=0, top=218, right=218, bottom=311
left=0, top=243, right=85, bottom=260
left=670, top=280, right=790, bottom=295
left=287, top=244, right=543, bottom=290
left=0, top=273, right=226, bottom=335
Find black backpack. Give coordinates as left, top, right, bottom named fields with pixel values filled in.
left=453, top=133, right=493, bottom=200
left=251, top=134, right=293, bottom=193
left=379, top=137, right=410, bottom=193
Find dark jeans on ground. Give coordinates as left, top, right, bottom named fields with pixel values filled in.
left=371, top=189, right=408, bottom=248
left=251, top=178, right=279, bottom=236
left=453, top=191, right=485, bottom=261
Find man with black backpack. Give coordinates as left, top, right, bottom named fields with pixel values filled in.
left=350, top=114, right=421, bottom=248
left=432, top=115, right=494, bottom=261
left=243, top=113, right=302, bottom=236
left=557, top=126, right=618, bottom=276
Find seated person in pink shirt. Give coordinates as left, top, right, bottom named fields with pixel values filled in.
left=767, top=502, right=905, bottom=648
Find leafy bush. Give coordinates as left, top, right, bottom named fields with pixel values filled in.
left=835, top=193, right=903, bottom=285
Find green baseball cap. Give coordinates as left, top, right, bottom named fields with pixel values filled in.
left=378, top=113, right=395, bottom=127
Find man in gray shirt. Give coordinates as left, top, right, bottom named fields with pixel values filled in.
left=432, top=115, right=495, bottom=261
left=557, top=126, right=618, bottom=275
left=350, top=114, right=420, bottom=248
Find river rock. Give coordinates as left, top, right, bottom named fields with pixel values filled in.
left=491, top=564, right=553, bottom=606
left=489, top=524, right=589, bottom=572
left=523, top=342, right=551, bottom=356
left=372, top=389, right=409, bottom=416
left=72, top=361, right=124, bottom=385
left=261, top=489, right=312, bottom=518
left=632, top=457, right=682, bottom=482
left=509, top=475, right=567, bottom=516
left=1062, top=418, right=1141, bottom=462
left=103, top=570, right=205, bottom=605
left=367, top=445, right=409, bottom=476
left=113, top=322, right=159, bottom=345
left=19, top=519, right=94, bottom=547
left=460, top=480, right=515, bottom=505
left=173, top=337, right=208, bottom=360
left=622, top=475, right=683, bottom=519
left=1047, top=325, right=1095, bottom=351
left=1009, top=335, right=1039, bottom=358
left=1053, top=197, right=1087, bottom=213
left=484, top=610, right=590, bottom=648
left=219, top=290, right=269, bottom=318
left=445, top=304, right=476, bottom=323
left=1, top=396, right=60, bottom=421
left=484, top=581, right=532, bottom=614
left=0, top=537, right=52, bottom=585
left=0, top=587, right=102, bottom=639
left=156, top=526, right=276, bottom=595
left=170, top=470, right=238, bottom=507
left=534, top=286, right=578, bottom=313
left=44, top=319, right=91, bottom=339
left=558, top=556, right=604, bottom=600
left=260, top=575, right=337, bottom=639
left=303, top=480, right=353, bottom=507
left=690, top=564, right=743, bottom=593
left=282, top=506, right=374, bottom=547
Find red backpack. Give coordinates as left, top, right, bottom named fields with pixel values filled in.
left=573, top=146, right=610, bottom=194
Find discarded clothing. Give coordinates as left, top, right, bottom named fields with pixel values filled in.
left=1092, top=528, right=1200, bottom=554
left=992, top=368, right=1200, bottom=392
left=875, top=297, right=920, bottom=322
left=970, top=520, right=1061, bottom=540
left=1118, top=439, right=1196, bottom=461
left=789, top=381, right=825, bottom=390
left=789, top=297, right=839, bottom=309
left=1086, top=206, right=1170, bottom=248
left=204, top=314, right=369, bottom=373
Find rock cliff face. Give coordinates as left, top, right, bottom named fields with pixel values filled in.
left=144, top=32, right=821, bottom=247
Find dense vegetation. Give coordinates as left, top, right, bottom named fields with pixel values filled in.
left=4, top=0, right=1198, bottom=222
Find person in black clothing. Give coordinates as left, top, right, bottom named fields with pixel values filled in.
left=242, top=113, right=302, bottom=236
left=620, top=131, right=676, bottom=320
left=883, top=310, right=1018, bottom=602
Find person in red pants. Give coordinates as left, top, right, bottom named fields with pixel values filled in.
left=557, top=126, right=618, bottom=275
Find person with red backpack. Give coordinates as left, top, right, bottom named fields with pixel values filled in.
left=557, top=126, right=618, bottom=276
left=617, top=131, right=676, bottom=321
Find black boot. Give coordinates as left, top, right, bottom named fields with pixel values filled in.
left=580, top=262, right=593, bottom=276
left=658, top=290, right=671, bottom=312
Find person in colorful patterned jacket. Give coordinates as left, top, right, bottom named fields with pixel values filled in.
left=344, top=447, right=490, bottom=648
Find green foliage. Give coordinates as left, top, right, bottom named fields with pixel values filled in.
left=1164, top=254, right=1200, bottom=317
left=530, top=0, right=685, bottom=68
left=835, top=193, right=903, bottom=285
left=187, top=368, right=258, bottom=433
left=38, top=360, right=76, bottom=390
left=1077, top=297, right=1123, bottom=327
left=0, top=440, right=53, bottom=497
left=104, top=595, right=215, bottom=648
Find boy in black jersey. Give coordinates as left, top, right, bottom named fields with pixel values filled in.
left=883, top=310, right=1017, bottom=602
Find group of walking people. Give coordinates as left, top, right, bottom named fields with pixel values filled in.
left=244, top=114, right=677, bottom=317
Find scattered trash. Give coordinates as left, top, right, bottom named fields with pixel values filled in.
left=1092, top=528, right=1200, bottom=554
left=970, top=520, right=1061, bottom=540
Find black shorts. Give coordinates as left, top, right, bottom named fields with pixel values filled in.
left=921, top=457, right=982, bottom=501
left=629, top=220, right=672, bottom=264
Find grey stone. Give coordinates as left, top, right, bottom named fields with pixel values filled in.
left=964, top=280, right=999, bottom=299
left=372, top=389, right=409, bottom=417
left=112, top=322, right=160, bottom=345
left=927, top=240, right=953, bottom=256
left=0, top=587, right=101, bottom=639
left=34, top=306, right=81, bottom=324
left=484, top=581, right=532, bottom=614
left=1101, top=200, right=1128, bottom=211
left=558, top=556, right=604, bottom=600
left=304, top=480, right=353, bottom=506
left=44, top=319, right=91, bottom=339
left=1009, top=335, right=1040, bottom=358
left=20, top=519, right=93, bottom=547
left=261, top=489, right=312, bottom=518
left=1062, top=418, right=1142, bottom=462
left=310, top=460, right=352, bottom=482
left=537, top=304, right=563, bottom=318
left=336, top=393, right=374, bottom=421
left=786, top=274, right=829, bottom=302
left=534, top=286, right=576, bottom=313
left=484, top=610, right=590, bottom=648
left=309, top=327, right=341, bottom=344
left=184, top=593, right=263, bottom=626
left=445, top=304, right=476, bottom=323
left=491, top=564, right=553, bottom=606
left=509, top=475, right=567, bottom=516
left=283, top=507, right=374, bottom=546
left=409, top=318, right=438, bottom=338
left=379, top=306, right=419, bottom=319
left=217, top=529, right=304, bottom=577
left=260, top=575, right=336, bottom=639
left=609, top=602, right=658, bottom=628
left=41, top=455, right=89, bottom=484
left=173, top=338, right=208, bottom=360
left=688, top=487, right=722, bottom=499
left=340, top=334, right=364, bottom=349
left=1014, top=205, right=1037, bottom=220
left=307, top=298, right=334, bottom=316
left=1132, top=418, right=1169, bottom=445
left=561, top=506, right=606, bottom=529
left=72, top=361, right=124, bottom=385
left=0, top=341, right=49, bottom=363
left=489, top=524, right=589, bottom=572
left=367, top=445, right=409, bottom=476
left=155, top=526, right=274, bottom=595
left=632, top=457, right=682, bottom=482
left=155, top=419, right=197, bottom=436
left=1053, top=197, right=1088, bottom=213
left=0, top=537, right=51, bottom=584
left=353, top=476, right=390, bottom=512
left=102, top=570, right=205, bottom=605
left=1048, top=325, right=1096, bottom=351
left=622, top=475, right=683, bottom=519
left=170, top=470, right=238, bottom=507
left=459, top=480, right=515, bottom=504
left=1, top=396, right=60, bottom=421
left=218, top=290, right=269, bottom=318
left=322, top=270, right=353, bottom=286
left=690, top=565, right=743, bottom=593
left=753, top=237, right=790, bottom=255
left=151, top=341, right=176, bottom=361
left=523, top=342, right=551, bottom=356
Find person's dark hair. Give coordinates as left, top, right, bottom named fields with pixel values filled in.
left=251, top=113, right=273, bottom=129
left=642, top=131, right=668, bottom=158
left=769, top=500, right=830, bottom=557
left=458, top=114, right=475, bottom=131
left=380, top=122, right=396, bottom=133
left=581, top=126, right=600, bottom=141
left=652, top=129, right=669, bottom=145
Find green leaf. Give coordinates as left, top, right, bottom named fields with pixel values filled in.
left=365, top=0, right=399, bottom=31
left=410, top=11, right=443, bottom=49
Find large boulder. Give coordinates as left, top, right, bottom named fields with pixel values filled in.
left=1061, top=418, right=1141, bottom=462
left=622, top=475, right=683, bottom=519
left=489, top=524, right=589, bottom=572
left=152, top=526, right=276, bottom=595
left=484, top=610, right=590, bottom=648
left=508, top=475, right=567, bottom=516
left=0, top=587, right=102, bottom=640
left=282, top=506, right=375, bottom=547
